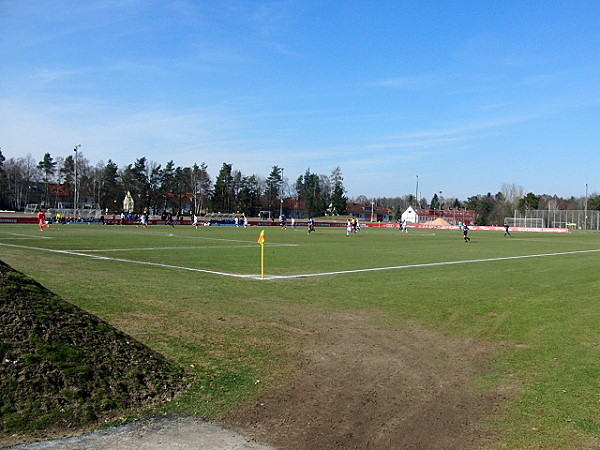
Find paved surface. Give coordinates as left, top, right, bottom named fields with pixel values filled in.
left=5, top=415, right=273, bottom=450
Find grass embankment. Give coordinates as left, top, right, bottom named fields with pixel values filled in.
left=0, top=260, right=186, bottom=437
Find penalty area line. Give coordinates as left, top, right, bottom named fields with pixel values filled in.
left=262, top=248, right=600, bottom=280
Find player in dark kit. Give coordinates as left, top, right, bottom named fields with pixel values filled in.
left=463, top=224, right=471, bottom=242
left=166, top=212, right=175, bottom=228
left=307, top=217, right=315, bottom=234
left=504, top=223, right=512, bottom=236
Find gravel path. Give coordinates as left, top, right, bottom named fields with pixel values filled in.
left=4, top=415, right=273, bottom=450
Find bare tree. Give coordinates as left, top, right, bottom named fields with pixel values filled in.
left=353, top=194, right=369, bottom=204
left=501, top=183, right=525, bottom=206
left=4, top=155, right=39, bottom=209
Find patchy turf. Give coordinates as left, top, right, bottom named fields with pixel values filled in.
left=0, top=260, right=187, bottom=443
left=223, top=309, right=503, bottom=449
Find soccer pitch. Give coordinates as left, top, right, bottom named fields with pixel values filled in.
left=2, top=223, right=597, bottom=279
left=1, top=223, right=599, bottom=447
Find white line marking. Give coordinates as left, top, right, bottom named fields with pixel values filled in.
left=0, top=243, right=257, bottom=279
left=0, top=232, right=52, bottom=239
left=263, top=248, right=600, bottom=280
left=139, top=232, right=298, bottom=246
left=78, top=244, right=296, bottom=252
left=508, top=238, right=600, bottom=245
left=0, top=237, right=49, bottom=240
left=1, top=242, right=598, bottom=281
left=125, top=231, right=269, bottom=244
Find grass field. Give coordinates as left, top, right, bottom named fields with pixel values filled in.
left=1, top=223, right=599, bottom=448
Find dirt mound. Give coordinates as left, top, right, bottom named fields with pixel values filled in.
left=0, top=260, right=186, bottom=439
left=423, top=218, right=453, bottom=226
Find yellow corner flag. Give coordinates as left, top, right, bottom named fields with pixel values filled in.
left=258, top=230, right=266, bottom=280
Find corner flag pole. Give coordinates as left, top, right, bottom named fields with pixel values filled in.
left=257, top=230, right=266, bottom=280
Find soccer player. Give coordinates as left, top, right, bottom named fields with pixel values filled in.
left=307, top=217, right=315, bottom=234
left=504, top=223, right=512, bottom=237
left=37, top=209, right=50, bottom=231
left=139, top=213, right=148, bottom=228
left=166, top=212, right=175, bottom=227
left=463, top=224, right=471, bottom=242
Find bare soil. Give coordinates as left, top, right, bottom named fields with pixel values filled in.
left=223, top=310, right=504, bottom=449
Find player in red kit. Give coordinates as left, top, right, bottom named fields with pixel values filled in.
left=37, top=210, right=50, bottom=231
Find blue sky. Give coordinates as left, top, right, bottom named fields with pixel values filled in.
left=1, top=0, right=599, bottom=201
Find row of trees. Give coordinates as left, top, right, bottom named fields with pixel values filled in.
left=366, top=183, right=600, bottom=226
left=0, top=150, right=597, bottom=223
left=0, top=150, right=349, bottom=218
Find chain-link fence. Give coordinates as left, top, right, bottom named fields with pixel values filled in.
left=506, top=210, right=600, bottom=230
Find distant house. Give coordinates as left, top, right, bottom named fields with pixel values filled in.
left=401, top=206, right=419, bottom=223
left=346, top=203, right=394, bottom=222
left=47, top=183, right=96, bottom=209
left=48, top=183, right=72, bottom=208
left=165, top=192, right=196, bottom=215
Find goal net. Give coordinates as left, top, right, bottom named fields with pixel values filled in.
left=505, top=217, right=545, bottom=228
left=24, top=204, right=39, bottom=214
left=46, top=208, right=104, bottom=219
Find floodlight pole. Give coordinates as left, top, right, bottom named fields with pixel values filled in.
left=74, top=145, right=81, bottom=217
left=279, top=167, right=284, bottom=220
left=415, top=175, right=419, bottom=208
left=584, top=183, right=588, bottom=230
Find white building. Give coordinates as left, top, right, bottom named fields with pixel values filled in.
left=401, top=206, right=419, bottom=224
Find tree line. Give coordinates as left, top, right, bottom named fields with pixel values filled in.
left=369, top=183, right=599, bottom=226
left=0, top=150, right=349, bottom=218
left=0, top=150, right=597, bottom=224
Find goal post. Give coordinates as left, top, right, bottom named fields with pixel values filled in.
left=505, top=217, right=545, bottom=228
left=24, top=204, right=39, bottom=214
left=46, top=208, right=104, bottom=219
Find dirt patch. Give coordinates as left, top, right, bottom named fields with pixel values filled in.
left=224, top=311, right=503, bottom=449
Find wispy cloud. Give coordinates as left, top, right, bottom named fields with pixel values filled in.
left=372, top=73, right=443, bottom=89
left=28, top=68, right=84, bottom=84
left=385, top=114, right=539, bottom=142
